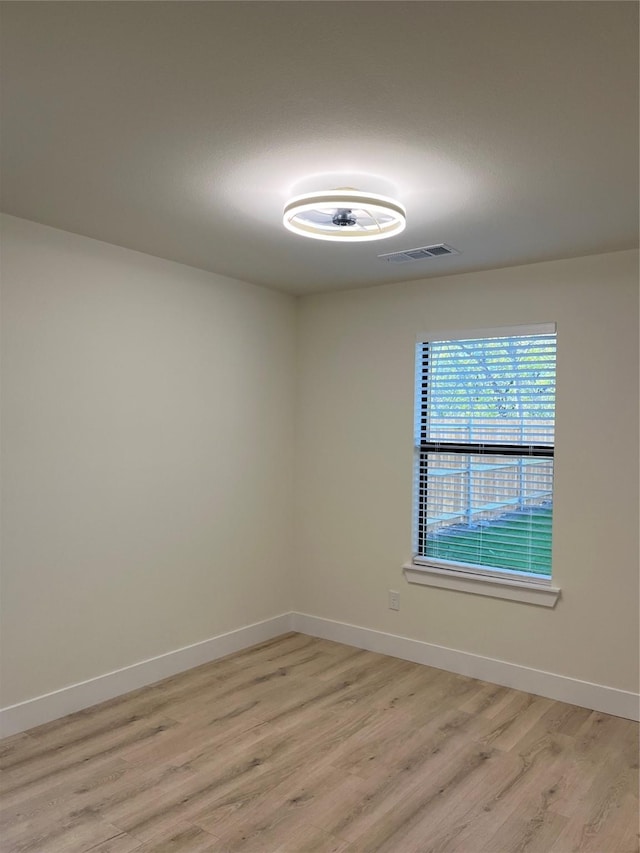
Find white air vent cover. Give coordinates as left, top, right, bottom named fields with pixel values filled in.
left=378, top=243, right=460, bottom=263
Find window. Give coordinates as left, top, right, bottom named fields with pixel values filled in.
left=406, top=324, right=559, bottom=605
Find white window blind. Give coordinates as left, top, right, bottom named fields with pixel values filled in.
left=414, top=329, right=556, bottom=579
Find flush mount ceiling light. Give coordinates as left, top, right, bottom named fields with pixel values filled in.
left=283, top=189, right=406, bottom=242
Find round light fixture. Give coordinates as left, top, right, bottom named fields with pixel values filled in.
left=283, top=189, right=406, bottom=242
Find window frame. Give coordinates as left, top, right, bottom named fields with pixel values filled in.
left=404, top=323, right=561, bottom=607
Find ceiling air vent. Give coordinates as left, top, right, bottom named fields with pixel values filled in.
left=378, top=243, right=460, bottom=264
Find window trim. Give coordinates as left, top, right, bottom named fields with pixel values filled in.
left=408, top=322, right=560, bottom=604
left=412, top=555, right=551, bottom=585
left=403, top=561, right=561, bottom=607
left=414, top=322, right=557, bottom=344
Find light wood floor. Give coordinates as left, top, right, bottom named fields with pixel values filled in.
left=1, top=633, right=638, bottom=853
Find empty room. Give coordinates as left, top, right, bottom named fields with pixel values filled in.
left=1, top=2, right=638, bottom=852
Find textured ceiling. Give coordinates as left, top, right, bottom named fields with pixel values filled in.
left=1, top=1, right=638, bottom=294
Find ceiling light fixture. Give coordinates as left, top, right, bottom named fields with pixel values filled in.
left=283, top=189, right=406, bottom=242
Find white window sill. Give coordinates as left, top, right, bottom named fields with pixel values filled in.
left=402, top=562, right=561, bottom=608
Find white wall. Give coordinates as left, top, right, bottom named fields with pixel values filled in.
left=0, top=215, right=296, bottom=707
left=295, top=250, right=639, bottom=694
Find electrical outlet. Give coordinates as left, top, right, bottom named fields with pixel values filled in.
left=388, top=590, right=400, bottom=611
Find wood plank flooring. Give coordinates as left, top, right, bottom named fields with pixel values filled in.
left=1, top=632, right=638, bottom=852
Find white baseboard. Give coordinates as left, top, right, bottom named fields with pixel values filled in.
left=291, top=612, right=640, bottom=722
left=0, top=613, right=293, bottom=738
left=3, top=610, right=637, bottom=738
